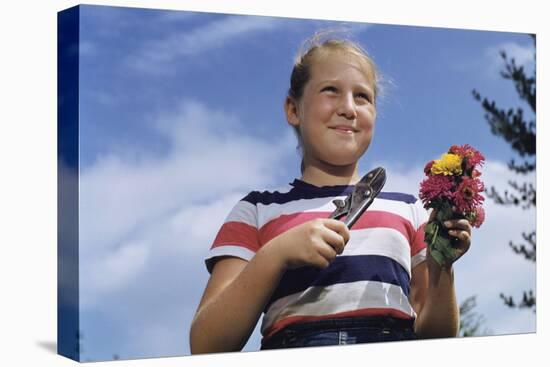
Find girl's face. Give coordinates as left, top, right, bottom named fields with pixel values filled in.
left=286, top=51, right=377, bottom=169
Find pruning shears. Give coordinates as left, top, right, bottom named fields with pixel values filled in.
left=329, top=167, right=387, bottom=229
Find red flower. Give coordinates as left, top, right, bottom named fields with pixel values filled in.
left=419, top=174, right=455, bottom=208
left=453, top=176, right=485, bottom=213
left=424, top=160, right=435, bottom=175
left=449, top=144, right=485, bottom=170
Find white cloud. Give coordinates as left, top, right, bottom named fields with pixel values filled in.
left=448, top=39, right=535, bottom=82
left=80, top=100, right=293, bottom=254
left=155, top=10, right=198, bottom=24
left=82, top=241, right=150, bottom=297
left=79, top=98, right=295, bottom=310
left=129, top=15, right=282, bottom=74
left=162, top=193, right=247, bottom=253
left=485, top=41, right=535, bottom=79
left=78, top=98, right=298, bottom=358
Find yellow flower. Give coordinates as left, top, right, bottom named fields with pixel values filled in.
left=430, top=153, right=463, bottom=176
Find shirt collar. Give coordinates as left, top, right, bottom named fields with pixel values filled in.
left=289, top=178, right=354, bottom=194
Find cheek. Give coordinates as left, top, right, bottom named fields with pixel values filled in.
left=359, top=110, right=376, bottom=131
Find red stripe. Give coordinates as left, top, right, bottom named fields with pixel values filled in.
left=259, top=210, right=416, bottom=246
left=263, top=308, right=414, bottom=339
left=211, top=221, right=260, bottom=253
left=411, top=222, right=427, bottom=256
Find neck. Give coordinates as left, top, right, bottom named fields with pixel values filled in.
left=300, top=159, right=361, bottom=187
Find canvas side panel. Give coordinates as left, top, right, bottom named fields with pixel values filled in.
left=57, top=5, right=81, bottom=362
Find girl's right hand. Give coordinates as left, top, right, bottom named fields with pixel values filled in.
left=266, top=218, right=351, bottom=270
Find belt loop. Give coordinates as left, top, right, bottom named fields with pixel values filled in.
left=339, top=331, right=348, bottom=345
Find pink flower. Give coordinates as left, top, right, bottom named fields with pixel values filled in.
left=453, top=176, right=485, bottom=213
left=470, top=206, right=486, bottom=228
left=419, top=174, right=455, bottom=208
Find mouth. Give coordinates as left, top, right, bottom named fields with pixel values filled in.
left=330, top=126, right=359, bottom=134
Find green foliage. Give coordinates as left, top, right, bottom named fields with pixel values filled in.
left=459, top=296, right=492, bottom=337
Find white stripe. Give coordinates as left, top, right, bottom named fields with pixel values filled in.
left=344, top=227, right=411, bottom=276
left=206, top=245, right=255, bottom=263
left=411, top=248, right=427, bottom=268
left=411, top=199, right=430, bottom=230
left=225, top=200, right=257, bottom=227
left=261, top=280, right=415, bottom=335
left=370, top=198, right=416, bottom=226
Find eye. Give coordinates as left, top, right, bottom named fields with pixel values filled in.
left=355, top=92, right=372, bottom=102
left=321, top=86, right=338, bottom=93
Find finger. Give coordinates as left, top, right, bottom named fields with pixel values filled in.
left=448, top=229, right=471, bottom=243
left=316, top=256, right=331, bottom=269
left=315, top=240, right=338, bottom=263
left=444, top=219, right=472, bottom=231
left=321, top=228, right=346, bottom=255
left=323, top=219, right=351, bottom=245
left=310, top=250, right=331, bottom=269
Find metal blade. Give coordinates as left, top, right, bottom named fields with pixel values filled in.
left=341, top=167, right=387, bottom=228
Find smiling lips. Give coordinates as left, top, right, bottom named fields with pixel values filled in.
left=331, top=125, right=358, bottom=133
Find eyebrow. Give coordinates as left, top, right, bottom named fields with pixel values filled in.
left=316, top=79, right=373, bottom=92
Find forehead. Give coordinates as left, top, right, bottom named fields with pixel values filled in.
left=309, top=50, right=375, bottom=86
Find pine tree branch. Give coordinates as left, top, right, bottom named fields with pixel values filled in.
left=485, top=181, right=536, bottom=209
left=500, top=293, right=515, bottom=308
left=473, top=34, right=537, bottom=312
left=508, top=158, right=536, bottom=174
left=499, top=50, right=536, bottom=113
left=500, top=290, right=536, bottom=312
left=459, top=296, right=491, bottom=337
left=509, top=230, right=536, bottom=262
left=472, top=90, right=536, bottom=158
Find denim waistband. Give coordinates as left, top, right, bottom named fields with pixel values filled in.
left=266, top=316, right=415, bottom=341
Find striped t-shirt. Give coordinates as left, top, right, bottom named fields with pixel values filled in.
left=205, top=178, right=428, bottom=340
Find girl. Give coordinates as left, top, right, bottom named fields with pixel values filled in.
left=189, top=32, right=472, bottom=353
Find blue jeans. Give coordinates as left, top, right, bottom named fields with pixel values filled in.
left=260, top=316, right=418, bottom=350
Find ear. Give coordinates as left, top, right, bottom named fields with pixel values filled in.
left=284, top=96, right=301, bottom=127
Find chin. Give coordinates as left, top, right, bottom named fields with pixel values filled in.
left=321, top=154, right=360, bottom=168
left=328, top=148, right=368, bottom=165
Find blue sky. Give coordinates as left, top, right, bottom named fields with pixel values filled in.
left=68, top=4, right=536, bottom=362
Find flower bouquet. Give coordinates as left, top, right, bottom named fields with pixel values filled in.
left=419, top=145, right=486, bottom=266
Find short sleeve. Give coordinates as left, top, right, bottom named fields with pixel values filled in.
left=204, top=194, right=261, bottom=273
left=410, top=198, right=430, bottom=268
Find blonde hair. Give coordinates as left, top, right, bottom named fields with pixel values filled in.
left=287, top=29, right=380, bottom=174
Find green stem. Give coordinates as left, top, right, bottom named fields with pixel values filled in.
left=431, top=223, right=439, bottom=246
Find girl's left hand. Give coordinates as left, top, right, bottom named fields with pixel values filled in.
left=427, top=210, right=472, bottom=267
left=442, top=218, right=472, bottom=263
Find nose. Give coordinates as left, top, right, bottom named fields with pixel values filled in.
left=336, top=93, right=357, bottom=119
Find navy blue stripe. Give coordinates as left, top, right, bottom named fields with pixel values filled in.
left=378, top=192, right=417, bottom=204
left=243, top=188, right=417, bottom=206
left=242, top=185, right=353, bottom=206
left=265, top=255, right=410, bottom=312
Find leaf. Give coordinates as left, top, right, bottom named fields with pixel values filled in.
left=424, top=222, right=437, bottom=243
left=429, top=229, right=456, bottom=266
left=430, top=248, right=446, bottom=266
